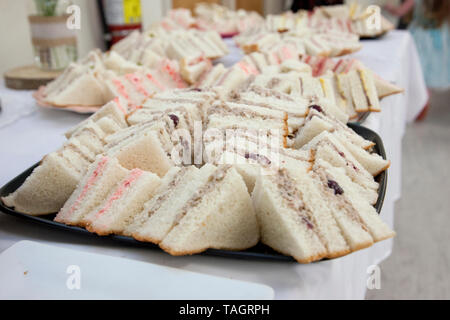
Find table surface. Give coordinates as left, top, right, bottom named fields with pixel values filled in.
left=0, top=30, right=428, bottom=299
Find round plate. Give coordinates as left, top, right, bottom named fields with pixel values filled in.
left=33, top=86, right=101, bottom=114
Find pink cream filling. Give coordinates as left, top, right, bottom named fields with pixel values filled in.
left=64, top=157, right=109, bottom=218
left=95, top=168, right=143, bottom=218
left=271, top=52, right=281, bottom=65
left=332, top=59, right=344, bottom=73
left=303, top=55, right=312, bottom=64
left=344, top=59, right=356, bottom=73
left=161, top=20, right=173, bottom=31
left=125, top=74, right=150, bottom=97
left=237, top=62, right=259, bottom=75
left=311, top=38, right=324, bottom=50
left=346, top=20, right=353, bottom=33
left=281, top=46, right=294, bottom=60
left=188, top=54, right=206, bottom=66
left=113, top=79, right=130, bottom=101
left=146, top=73, right=166, bottom=91
left=162, top=61, right=187, bottom=89
left=114, top=97, right=127, bottom=115
left=314, top=57, right=327, bottom=77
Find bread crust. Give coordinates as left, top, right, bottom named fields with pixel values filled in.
left=372, top=160, right=391, bottom=177
left=159, top=242, right=258, bottom=257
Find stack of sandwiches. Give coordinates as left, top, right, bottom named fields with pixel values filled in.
left=159, top=8, right=197, bottom=31
left=241, top=68, right=382, bottom=121
left=2, top=100, right=127, bottom=215
left=252, top=145, right=394, bottom=263
left=314, top=4, right=395, bottom=38
left=35, top=50, right=117, bottom=108
left=35, top=26, right=229, bottom=109
left=194, top=3, right=264, bottom=36
left=3, top=87, right=395, bottom=263
left=55, top=159, right=260, bottom=256
left=5, top=4, right=404, bottom=263
left=264, top=3, right=394, bottom=38
left=235, top=27, right=362, bottom=57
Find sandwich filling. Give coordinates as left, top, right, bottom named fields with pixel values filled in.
left=94, top=169, right=143, bottom=219
left=63, top=157, right=109, bottom=218
left=172, top=165, right=232, bottom=227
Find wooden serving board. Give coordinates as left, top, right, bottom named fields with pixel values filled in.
left=4, top=65, right=62, bottom=90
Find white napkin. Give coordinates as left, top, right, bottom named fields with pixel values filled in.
left=0, top=80, right=37, bottom=129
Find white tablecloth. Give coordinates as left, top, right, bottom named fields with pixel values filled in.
left=0, top=30, right=427, bottom=299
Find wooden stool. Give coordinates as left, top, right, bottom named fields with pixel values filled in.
left=3, top=65, right=62, bottom=90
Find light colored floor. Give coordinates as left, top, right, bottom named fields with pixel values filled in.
left=366, top=89, right=450, bottom=300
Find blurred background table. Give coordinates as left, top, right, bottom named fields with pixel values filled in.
left=0, top=30, right=427, bottom=299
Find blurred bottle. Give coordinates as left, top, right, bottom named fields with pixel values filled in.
left=28, top=0, right=78, bottom=70
left=98, top=0, right=142, bottom=48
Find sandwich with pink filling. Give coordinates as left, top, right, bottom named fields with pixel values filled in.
left=130, top=164, right=260, bottom=256
left=55, top=156, right=129, bottom=226
left=82, top=168, right=161, bottom=236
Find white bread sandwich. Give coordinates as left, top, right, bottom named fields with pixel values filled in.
left=205, top=100, right=289, bottom=149
left=311, top=158, right=395, bottom=242
left=54, top=156, right=129, bottom=226
left=105, top=62, right=188, bottom=110
left=132, top=164, right=259, bottom=255
left=180, top=54, right=213, bottom=85
left=259, top=38, right=305, bottom=62
left=294, top=107, right=374, bottom=149
left=229, top=85, right=309, bottom=133
left=196, top=65, right=249, bottom=96
left=252, top=153, right=394, bottom=263
left=344, top=69, right=379, bottom=112
left=303, top=131, right=380, bottom=204
left=195, top=63, right=228, bottom=88
left=301, top=55, right=404, bottom=101
left=204, top=128, right=286, bottom=191
left=127, top=165, right=206, bottom=240
left=294, top=109, right=390, bottom=176
left=1, top=115, right=121, bottom=216
left=161, top=8, right=196, bottom=30
left=38, top=50, right=116, bottom=107
left=252, top=165, right=351, bottom=263
left=164, top=30, right=229, bottom=61
left=83, top=169, right=161, bottom=236
left=64, top=98, right=128, bottom=139
left=245, top=74, right=349, bottom=123
left=104, top=122, right=177, bottom=177
left=111, top=30, right=166, bottom=67
left=126, top=87, right=216, bottom=125
left=66, top=121, right=108, bottom=157
left=126, top=103, right=199, bottom=130
left=240, top=32, right=281, bottom=54
left=40, top=66, right=114, bottom=108
left=1, top=152, right=82, bottom=215
left=103, top=51, right=141, bottom=75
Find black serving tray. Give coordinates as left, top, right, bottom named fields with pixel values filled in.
left=354, top=111, right=370, bottom=124
left=0, top=123, right=387, bottom=262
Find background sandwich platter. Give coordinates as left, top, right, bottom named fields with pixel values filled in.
left=0, top=123, right=387, bottom=263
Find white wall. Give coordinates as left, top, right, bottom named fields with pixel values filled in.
left=0, top=0, right=34, bottom=74
left=264, top=0, right=286, bottom=15
left=0, top=0, right=104, bottom=74
left=0, top=0, right=284, bottom=74
left=141, top=0, right=170, bottom=30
